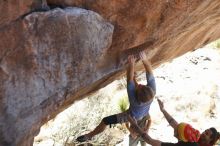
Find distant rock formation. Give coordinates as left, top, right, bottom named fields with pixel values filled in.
left=0, top=0, right=220, bottom=145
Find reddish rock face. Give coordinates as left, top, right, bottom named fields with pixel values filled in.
left=1, top=1, right=220, bottom=146
left=48, top=0, right=220, bottom=63
left=0, top=0, right=43, bottom=27
left=0, top=7, right=113, bottom=146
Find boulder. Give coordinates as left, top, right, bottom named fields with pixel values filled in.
left=1, top=1, right=220, bottom=145
left=0, top=7, right=113, bottom=146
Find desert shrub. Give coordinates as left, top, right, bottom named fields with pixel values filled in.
left=118, top=96, right=129, bottom=112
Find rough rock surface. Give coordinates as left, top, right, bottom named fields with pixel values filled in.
left=1, top=0, right=220, bottom=146
left=48, top=0, right=220, bottom=65
left=0, top=7, right=113, bottom=146
left=0, top=0, right=44, bottom=27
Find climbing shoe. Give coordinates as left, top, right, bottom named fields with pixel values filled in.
left=76, top=135, right=91, bottom=142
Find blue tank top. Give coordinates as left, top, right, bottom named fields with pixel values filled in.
left=127, top=73, right=156, bottom=120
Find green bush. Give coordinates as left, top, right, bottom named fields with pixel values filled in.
left=118, top=96, right=129, bottom=112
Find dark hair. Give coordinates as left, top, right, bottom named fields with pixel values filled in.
left=137, top=86, right=154, bottom=103
left=209, top=127, right=220, bottom=145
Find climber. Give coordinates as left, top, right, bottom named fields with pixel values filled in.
left=76, top=51, right=156, bottom=142
left=125, top=114, right=151, bottom=146
left=127, top=99, right=220, bottom=146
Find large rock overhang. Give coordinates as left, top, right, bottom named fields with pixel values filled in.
left=0, top=0, right=220, bottom=146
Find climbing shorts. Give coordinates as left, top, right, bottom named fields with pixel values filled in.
left=102, top=110, right=129, bottom=125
